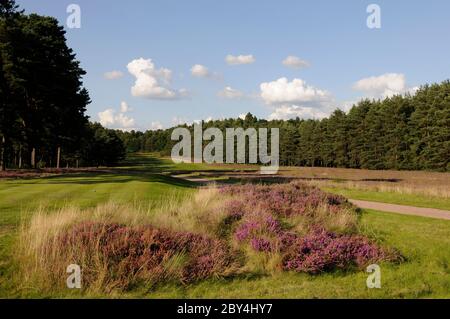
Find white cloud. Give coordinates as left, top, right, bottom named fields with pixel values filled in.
left=150, top=121, right=164, bottom=130
left=282, top=56, right=310, bottom=69
left=172, top=116, right=190, bottom=126
left=260, top=77, right=337, bottom=120
left=98, top=109, right=135, bottom=129
left=225, top=54, right=255, bottom=65
left=353, top=73, right=415, bottom=98
left=268, top=105, right=328, bottom=120
left=120, top=101, right=132, bottom=113
left=115, top=113, right=135, bottom=128
left=218, top=86, right=244, bottom=99
left=238, top=113, right=247, bottom=120
left=260, top=77, right=331, bottom=105
left=340, top=100, right=359, bottom=113
left=191, top=64, right=210, bottom=78
left=98, top=101, right=136, bottom=129
left=190, top=64, right=222, bottom=80
left=127, top=58, right=186, bottom=100
left=104, top=70, right=124, bottom=80
left=98, top=109, right=116, bottom=127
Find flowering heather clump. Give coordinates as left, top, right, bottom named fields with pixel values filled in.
left=250, top=237, right=272, bottom=252
left=20, top=183, right=400, bottom=293
left=219, top=182, right=399, bottom=272
left=234, top=213, right=282, bottom=241
left=224, top=200, right=246, bottom=218
left=58, top=222, right=240, bottom=288
left=282, top=228, right=397, bottom=274
left=221, top=182, right=349, bottom=217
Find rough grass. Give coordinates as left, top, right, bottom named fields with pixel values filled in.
left=1, top=154, right=449, bottom=298
left=16, top=183, right=398, bottom=295
left=279, top=166, right=450, bottom=202
left=16, top=192, right=240, bottom=295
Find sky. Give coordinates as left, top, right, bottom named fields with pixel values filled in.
left=18, top=0, right=450, bottom=131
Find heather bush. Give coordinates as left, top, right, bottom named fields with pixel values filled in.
left=282, top=228, right=399, bottom=274
left=17, top=182, right=400, bottom=294
left=220, top=182, right=398, bottom=273
left=23, top=220, right=240, bottom=292
left=221, top=182, right=350, bottom=218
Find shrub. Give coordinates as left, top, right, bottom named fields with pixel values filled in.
left=282, top=228, right=398, bottom=274
left=18, top=182, right=400, bottom=294
left=221, top=182, right=399, bottom=273
left=47, top=221, right=240, bottom=290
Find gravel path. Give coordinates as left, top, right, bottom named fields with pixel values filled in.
left=349, top=199, right=450, bottom=221
left=175, top=175, right=450, bottom=221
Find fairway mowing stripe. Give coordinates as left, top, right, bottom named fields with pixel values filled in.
left=0, top=184, right=62, bottom=207
left=0, top=183, right=22, bottom=194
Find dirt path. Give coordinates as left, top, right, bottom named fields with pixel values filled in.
left=349, top=199, right=450, bottom=221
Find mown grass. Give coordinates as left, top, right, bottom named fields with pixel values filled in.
left=0, top=154, right=449, bottom=298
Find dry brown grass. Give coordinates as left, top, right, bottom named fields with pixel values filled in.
left=17, top=194, right=241, bottom=294
left=304, top=179, right=450, bottom=198
left=277, top=167, right=450, bottom=198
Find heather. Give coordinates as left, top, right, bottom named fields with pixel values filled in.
left=17, top=182, right=399, bottom=294
left=54, top=222, right=238, bottom=290
left=221, top=182, right=399, bottom=273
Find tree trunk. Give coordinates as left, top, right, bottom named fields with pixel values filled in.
left=18, top=148, right=22, bottom=169
left=0, top=135, right=5, bottom=171
left=56, top=146, right=61, bottom=169
left=31, top=148, right=36, bottom=169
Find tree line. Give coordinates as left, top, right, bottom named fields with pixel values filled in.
left=1, top=0, right=448, bottom=172
left=0, top=0, right=125, bottom=169
left=119, top=81, right=449, bottom=171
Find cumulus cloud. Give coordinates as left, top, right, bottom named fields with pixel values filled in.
left=172, top=116, right=190, bottom=126
left=114, top=113, right=135, bottom=128
left=268, top=105, right=328, bottom=120
left=150, top=121, right=164, bottom=130
left=238, top=113, right=247, bottom=120
left=98, top=101, right=136, bottom=130
left=225, top=54, right=255, bottom=65
left=282, top=56, right=310, bottom=69
left=352, top=73, right=417, bottom=98
left=190, top=64, right=222, bottom=80
left=260, top=78, right=331, bottom=105
left=127, top=58, right=186, bottom=100
left=98, top=109, right=115, bottom=127
left=191, top=64, right=210, bottom=78
left=259, top=77, right=336, bottom=120
left=120, top=101, right=132, bottom=113
left=104, top=70, right=124, bottom=80
left=218, top=86, right=244, bottom=99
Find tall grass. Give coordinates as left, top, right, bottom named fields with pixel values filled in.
left=16, top=182, right=399, bottom=295
left=306, top=179, right=450, bottom=199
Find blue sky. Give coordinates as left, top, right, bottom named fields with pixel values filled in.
left=18, top=0, right=450, bottom=130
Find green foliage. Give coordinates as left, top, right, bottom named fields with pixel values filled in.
left=120, top=82, right=450, bottom=171
left=80, top=123, right=126, bottom=167
left=0, top=1, right=125, bottom=169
